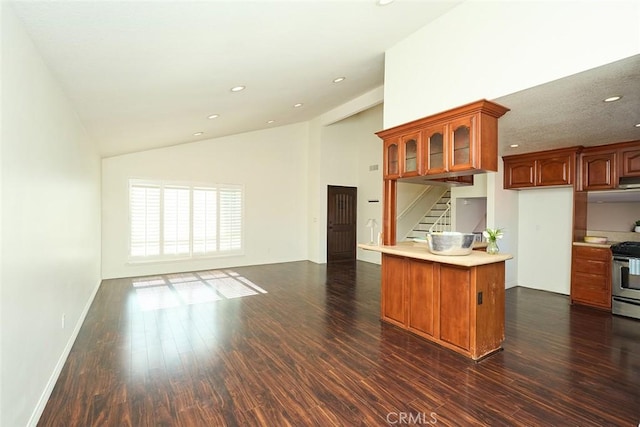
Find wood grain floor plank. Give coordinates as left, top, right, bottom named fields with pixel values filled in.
left=37, top=261, right=640, bottom=426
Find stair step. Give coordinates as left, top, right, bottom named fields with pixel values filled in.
left=408, top=189, right=453, bottom=238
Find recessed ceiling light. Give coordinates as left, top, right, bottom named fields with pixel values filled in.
left=207, top=114, right=219, bottom=119
left=377, top=0, right=395, bottom=5
left=509, top=144, right=519, bottom=148
left=193, top=132, right=204, bottom=136
left=603, top=96, right=621, bottom=102
left=635, top=123, right=640, bottom=128
left=333, top=77, right=346, bottom=83
left=293, top=103, right=303, bottom=108
left=267, top=120, right=275, bottom=124
left=230, top=85, right=245, bottom=92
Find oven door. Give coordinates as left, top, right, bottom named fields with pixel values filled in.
left=612, top=257, right=640, bottom=299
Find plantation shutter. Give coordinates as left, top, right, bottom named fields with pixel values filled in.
left=163, top=187, right=191, bottom=255
left=193, top=188, right=217, bottom=254
left=129, top=180, right=242, bottom=259
left=219, top=187, right=242, bottom=251
left=129, top=184, right=161, bottom=257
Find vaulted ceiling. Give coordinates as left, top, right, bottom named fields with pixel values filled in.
left=10, top=0, right=462, bottom=157
left=9, top=1, right=640, bottom=158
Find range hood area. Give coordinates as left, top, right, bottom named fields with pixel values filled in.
left=618, top=176, right=640, bottom=189
left=587, top=188, right=640, bottom=203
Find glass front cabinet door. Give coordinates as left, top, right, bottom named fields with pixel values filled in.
left=384, top=139, right=400, bottom=179
left=423, top=124, right=448, bottom=175
left=400, top=132, right=421, bottom=177
left=448, top=115, right=475, bottom=171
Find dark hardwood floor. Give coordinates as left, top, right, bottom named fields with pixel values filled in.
left=38, top=261, right=640, bottom=426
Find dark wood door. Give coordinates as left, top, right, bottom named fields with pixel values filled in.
left=327, top=185, right=357, bottom=262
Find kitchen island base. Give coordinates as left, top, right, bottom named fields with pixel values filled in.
left=362, top=244, right=510, bottom=360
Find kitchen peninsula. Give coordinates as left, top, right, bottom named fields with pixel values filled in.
left=361, top=242, right=512, bottom=360
left=369, top=99, right=512, bottom=360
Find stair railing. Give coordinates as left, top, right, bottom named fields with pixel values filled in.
left=428, top=200, right=451, bottom=233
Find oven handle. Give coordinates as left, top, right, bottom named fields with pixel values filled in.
left=613, top=257, right=629, bottom=264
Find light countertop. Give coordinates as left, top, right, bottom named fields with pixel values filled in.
left=573, top=241, right=614, bottom=249
left=359, top=242, right=512, bottom=267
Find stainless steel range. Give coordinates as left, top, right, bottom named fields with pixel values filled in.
left=611, top=241, right=640, bottom=320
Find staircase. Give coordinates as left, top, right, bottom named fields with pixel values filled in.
left=406, top=190, right=451, bottom=239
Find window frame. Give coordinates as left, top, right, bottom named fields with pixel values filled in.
left=128, top=179, right=244, bottom=263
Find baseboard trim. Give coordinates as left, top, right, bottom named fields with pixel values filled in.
left=27, top=279, right=102, bottom=427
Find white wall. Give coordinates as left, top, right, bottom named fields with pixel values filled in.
left=384, top=0, right=639, bottom=291
left=517, top=187, right=574, bottom=294
left=1, top=6, right=102, bottom=426
left=317, top=110, right=360, bottom=263
left=101, top=123, right=309, bottom=279
left=451, top=172, right=488, bottom=231
left=455, top=197, right=486, bottom=233
left=384, top=1, right=640, bottom=129
left=308, top=104, right=383, bottom=265
left=488, top=163, right=519, bottom=289
left=355, top=105, right=383, bottom=264
left=588, top=201, right=640, bottom=232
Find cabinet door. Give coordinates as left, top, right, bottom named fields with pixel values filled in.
left=570, top=246, right=612, bottom=310
left=537, top=153, right=573, bottom=186
left=400, top=132, right=421, bottom=177
left=381, top=254, right=406, bottom=325
left=407, top=260, right=436, bottom=337
left=581, top=151, right=616, bottom=190
left=423, top=124, right=448, bottom=175
left=619, top=146, right=640, bottom=177
left=503, top=159, right=536, bottom=189
left=439, top=265, right=470, bottom=350
left=448, top=115, right=475, bottom=172
left=383, top=139, right=400, bottom=179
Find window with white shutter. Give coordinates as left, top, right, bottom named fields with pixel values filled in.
left=219, top=187, right=242, bottom=251
left=129, top=180, right=243, bottom=260
left=163, top=187, right=190, bottom=256
left=193, top=188, right=217, bottom=254
left=129, top=184, right=161, bottom=257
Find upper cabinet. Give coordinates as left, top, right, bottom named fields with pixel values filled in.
left=448, top=116, right=475, bottom=172
left=401, top=132, right=422, bottom=177
left=580, top=148, right=617, bottom=191
left=383, top=139, right=400, bottom=179
left=503, top=147, right=579, bottom=189
left=503, top=157, right=536, bottom=189
left=378, top=100, right=509, bottom=182
left=423, top=124, right=447, bottom=175
left=504, top=140, right=640, bottom=191
left=619, top=143, right=640, bottom=177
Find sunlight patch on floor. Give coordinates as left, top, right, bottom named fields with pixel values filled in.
left=133, top=269, right=266, bottom=311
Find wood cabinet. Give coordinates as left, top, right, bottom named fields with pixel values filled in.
left=381, top=253, right=406, bottom=324
left=407, top=258, right=437, bottom=337
left=571, top=245, right=612, bottom=310
left=580, top=149, right=617, bottom=190
left=619, top=142, right=640, bottom=177
left=381, top=253, right=505, bottom=360
left=378, top=100, right=509, bottom=182
left=503, top=147, right=579, bottom=189
left=401, top=132, right=422, bottom=177
left=423, top=124, right=447, bottom=175
left=503, top=158, right=535, bottom=189
left=383, top=133, right=425, bottom=179
left=383, top=139, right=400, bottom=179
left=507, top=140, right=640, bottom=191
